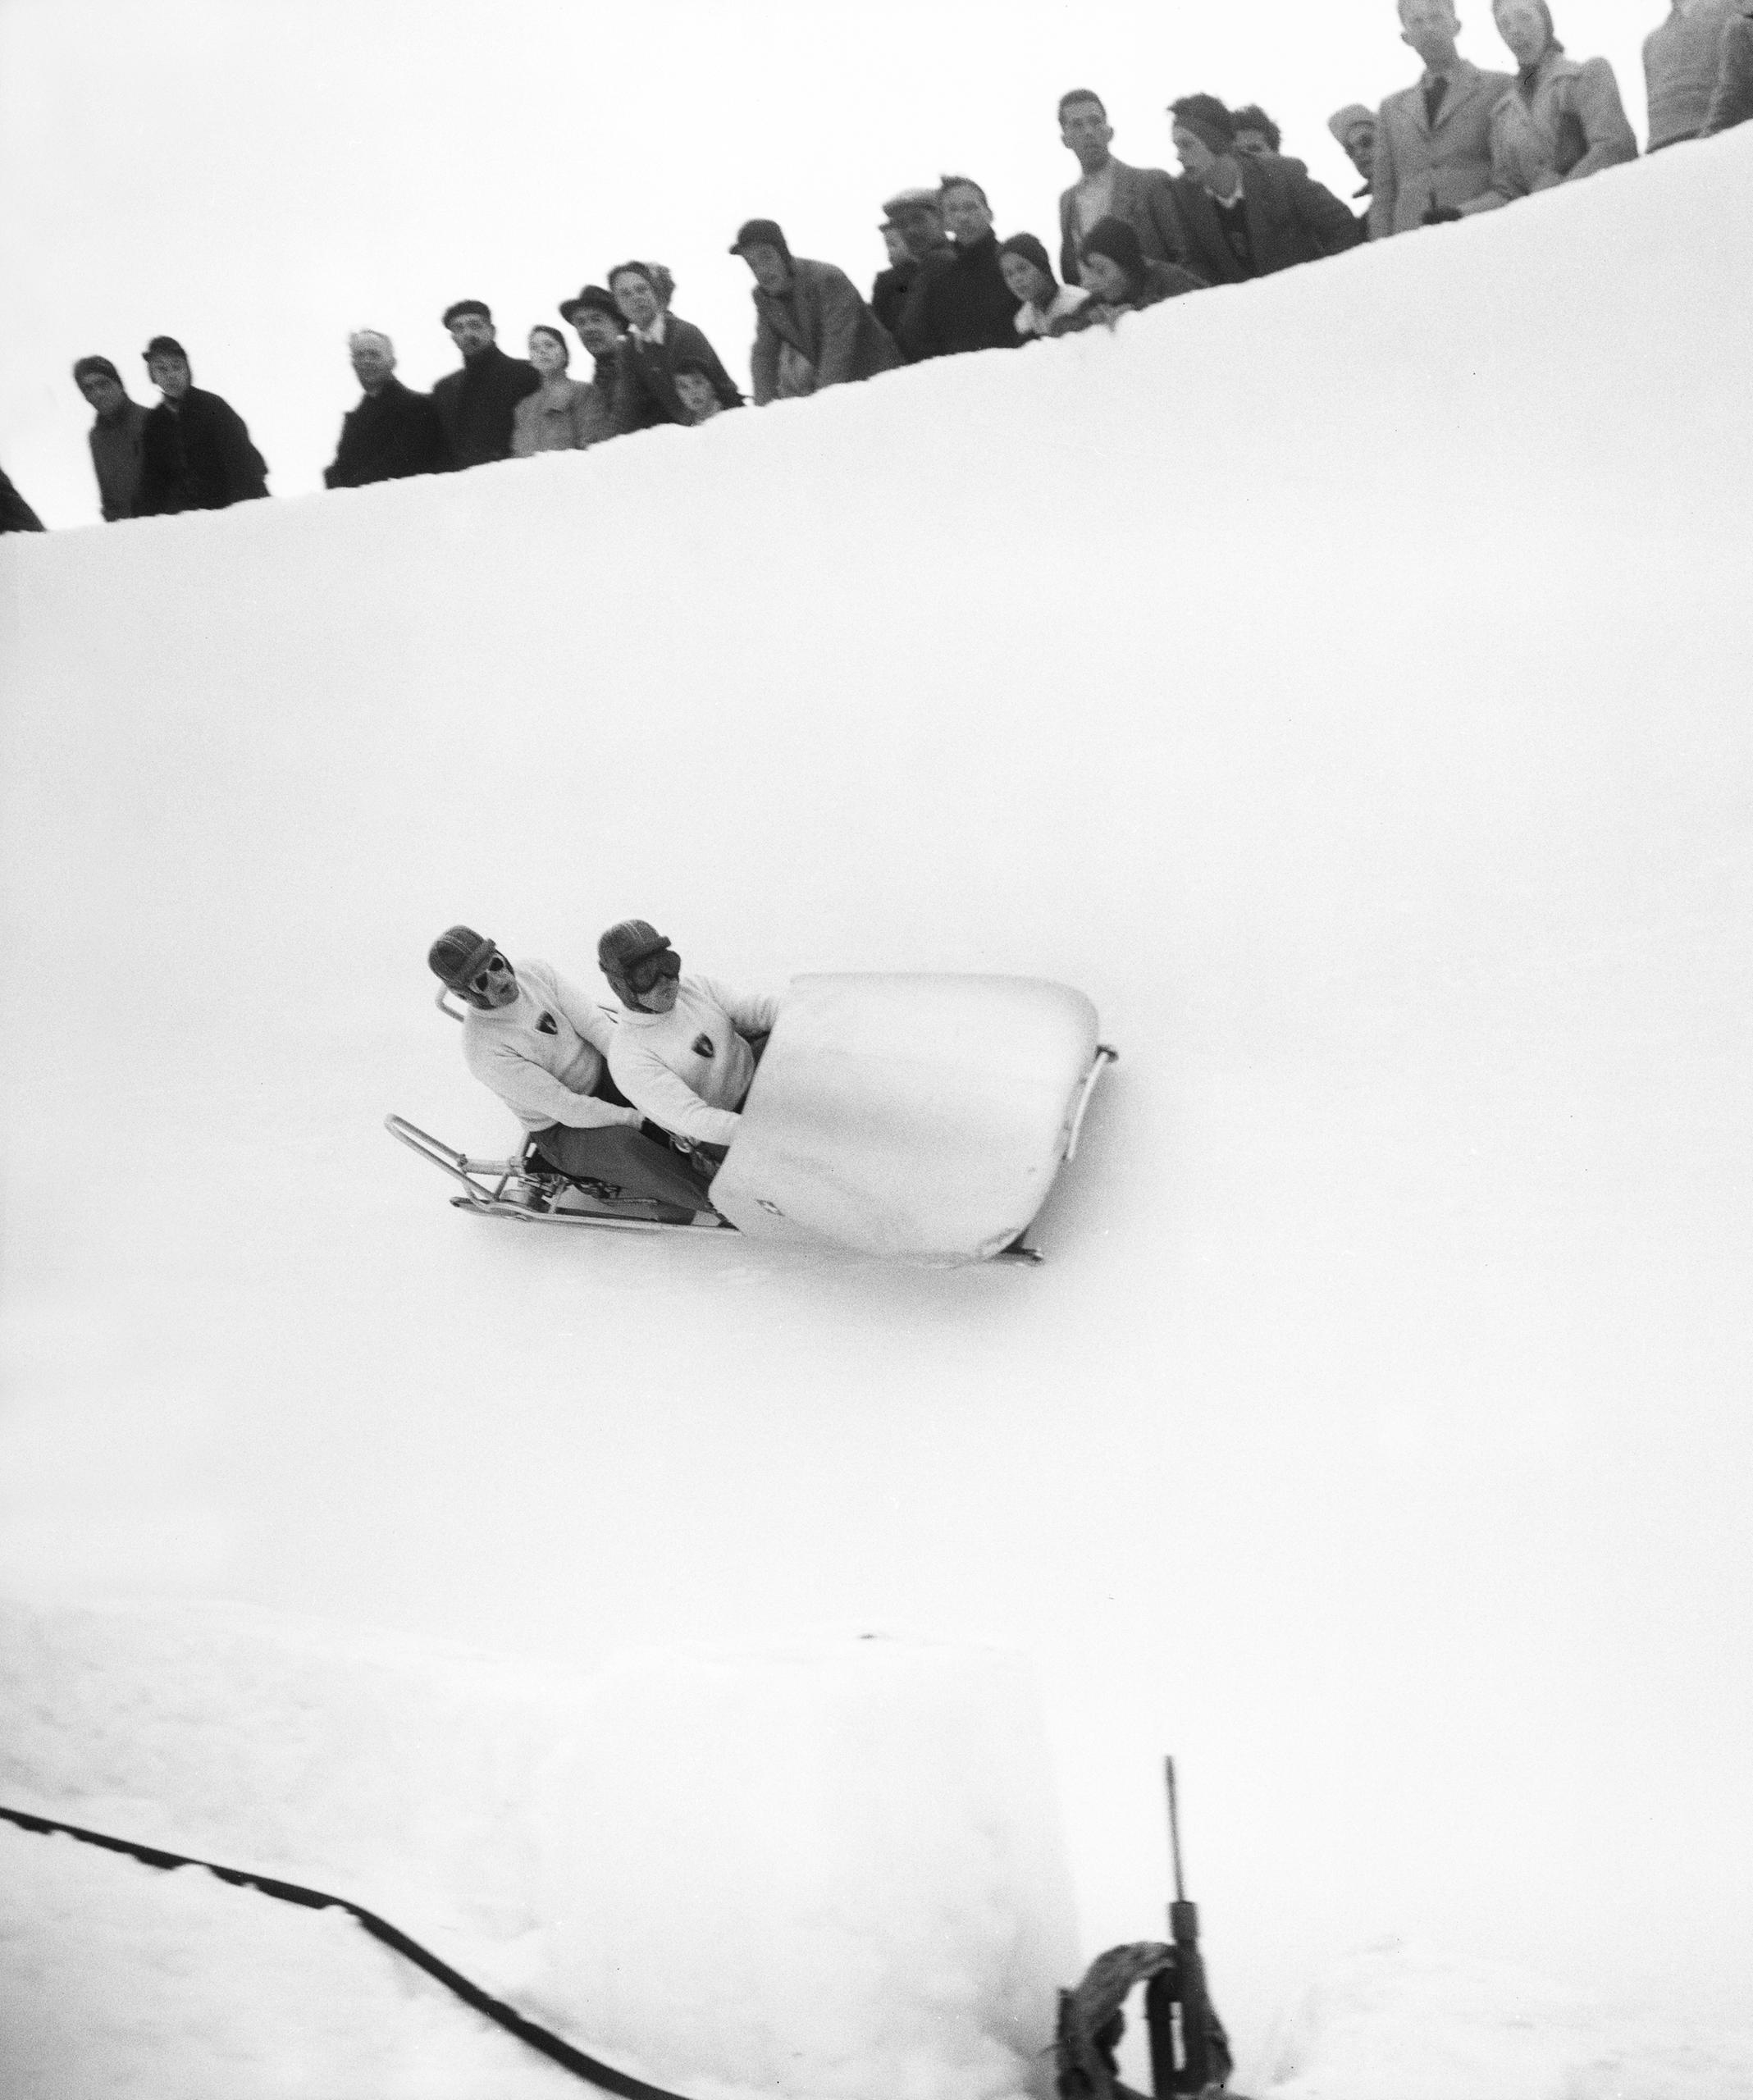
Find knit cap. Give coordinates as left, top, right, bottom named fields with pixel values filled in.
left=1080, top=217, right=1146, bottom=293
left=428, top=925, right=495, bottom=989
left=997, top=232, right=1057, bottom=291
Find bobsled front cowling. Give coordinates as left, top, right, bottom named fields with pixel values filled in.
left=707, top=975, right=1103, bottom=1264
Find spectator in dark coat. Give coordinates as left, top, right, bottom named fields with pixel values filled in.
left=430, top=300, right=541, bottom=470
left=897, top=176, right=1023, bottom=362
left=560, top=285, right=626, bottom=430
left=1460, top=2, right=1637, bottom=210
left=1372, top=0, right=1514, bottom=231
left=1048, top=218, right=1205, bottom=336
left=135, top=336, right=269, bottom=516
left=731, top=217, right=901, bottom=404
left=997, top=233, right=1092, bottom=338
left=0, top=467, right=45, bottom=533
left=870, top=189, right=954, bottom=350
left=1645, top=0, right=1739, bottom=147
left=1056, top=89, right=1200, bottom=290
left=673, top=363, right=728, bottom=424
left=1327, top=103, right=1381, bottom=228
left=73, top=355, right=149, bottom=521
left=606, top=262, right=743, bottom=436
left=1166, top=96, right=1366, bottom=282
left=323, top=331, right=447, bottom=489
left=1703, top=0, right=1753, bottom=130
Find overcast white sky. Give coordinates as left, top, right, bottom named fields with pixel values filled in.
left=0, top=0, right=1665, bottom=527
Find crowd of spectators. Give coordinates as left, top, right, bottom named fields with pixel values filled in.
left=3, top=0, right=1748, bottom=534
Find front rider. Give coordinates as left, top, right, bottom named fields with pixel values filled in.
left=427, top=924, right=713, bottom=1212
left=598, top=920, right=780, bottom=1152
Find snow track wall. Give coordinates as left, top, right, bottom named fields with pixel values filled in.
left=2, top=133, right=1753, bottom=2088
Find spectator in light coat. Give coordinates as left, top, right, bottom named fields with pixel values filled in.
left=559, top=285, right=625, bottom=430
left=1645, top=0, right=1740, bottom=146
left=870, top=189, right=954, bottom=349
left=898, top=176, right=1024, bottom=361
left=1048, top=218, right=1204, bottom=335
left=1702, top=0, right=1753, bottom=130
left=134, top=336, right=270, bottom=515
left=732, top=218, right=902, bottom=404
left=1460, top=1, right=1638, bottom=210
left=1371, top=0, right=1515, bottom=233
left=996, top=233, right=1091, bottom=338
left=511, top=326, right=610, bottom=454
left=607, top=262, right=743, bottom=436
left=1327, top=103, right=1381, bottom=230
left=323, top=331, right=447, bottom=489
left=1056, top=89, right=1200, bottom=290
left=1167, top=97, right=1365, bottom=281
left=431, top=300, right=541, bottom=469
left=73, top=355, right=149, bottom=521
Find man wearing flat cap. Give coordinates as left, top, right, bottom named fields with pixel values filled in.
left=323, top=331, right=447, bottom=489
left=870, top=187, right=953, bottom=354
left=1166, top=94, right=1364, bottom=283
left=730, top=218, right=900, bottom=405
left=431, top=299, right=541, bottom=470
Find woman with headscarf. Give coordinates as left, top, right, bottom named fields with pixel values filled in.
left=996, top=234, right=1091, bottom=340
left=509, top=325, right=610, bottom=454
left=1461, top=0, right=1638, bottom=210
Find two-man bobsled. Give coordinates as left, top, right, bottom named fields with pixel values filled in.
left=388, top=972, right=1115, bottom=1267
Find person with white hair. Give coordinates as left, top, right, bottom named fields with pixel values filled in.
left=323, top=330, right=447, bottom=488
left=1460, top=0, right=1637, bottom=210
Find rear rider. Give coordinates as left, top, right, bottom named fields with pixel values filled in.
left=426, top=924, right=713, bottom=1214
left=599, top=921, right=780, bottom=1152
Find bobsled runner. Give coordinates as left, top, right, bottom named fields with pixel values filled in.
left=388, top=972, right=1116, bottom=1267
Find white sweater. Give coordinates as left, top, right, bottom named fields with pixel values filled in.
left=606, top=975, right=781, bottom=1146
left=462, top=959, right=641, bottom=1134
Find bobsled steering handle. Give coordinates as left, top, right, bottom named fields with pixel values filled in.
left=436, top=988, right=468, bottom=1025
left=1063, top=1046, right=1118, bottom=1164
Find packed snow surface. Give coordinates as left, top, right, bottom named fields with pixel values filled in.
left=2, top=127, right=1751, bottom=2096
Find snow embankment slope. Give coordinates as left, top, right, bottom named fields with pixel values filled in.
left=2, top=128, right=1751, bottom=2089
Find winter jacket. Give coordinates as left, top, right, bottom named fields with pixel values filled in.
left=1171, top=156, right=1364, bottom=284
left=1016, top=285, right=1091, bottom=337
left=85, top=399, right=149, bottom=521
left=1461, top=49, right=1638, bottom=211
left=1045, top=260, right=1204, bottom=335
left=135, top=387, right=270, bottom=514
left=462, top=961, right=641, bottom=1136
left=749, top=258, right=901, bottom=404
left=609, top=315, right=744, bottom=437
left=0, top=468, right=44, bottom=532
left=897, top=231, right=1023, bottom=362
left=1371, top=59, right=1518, bottom=234
left=1702, top=4, right=1753, bottom=132
left=1646, top=0, right=1739, bottom=146
left=323, top=377, right=447, bottom=489
left=510, top=377, right=612, bottom=454
left=1057, top=158, right=1199, bottom=286
left=606, top=975, right=781, bottom=1148
left=870, top=243, right=952, bottom=354
left=430, top=345, right=541, bottom=469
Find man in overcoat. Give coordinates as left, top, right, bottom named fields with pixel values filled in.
left=430, top=300, right=540, bottom=469
left=731, top=218, right=901, bottom=404
left=73, top=355, right=150, bottom=521
left=1055, top=89, right=1200, bottom=289
left=324, top=331, right=447, bottom=488
left=1370, top=0, right=1514, bottom=232
left=1166, top=97, right=1364, bottom=284
left=897, top=176, right=1023, bottom=361
left=606, top=262, right=743, bottom=436
left=134, top=336, right=270, bottom=515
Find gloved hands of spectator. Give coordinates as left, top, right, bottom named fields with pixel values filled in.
left=1422, top=204, right=1463, bottom=225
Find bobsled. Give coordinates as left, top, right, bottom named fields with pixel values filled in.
left=388, top=972, right=1115, bottom=1267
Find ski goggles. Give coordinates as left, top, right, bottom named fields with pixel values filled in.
left=623, top=947, right=682, bottom=994
left=469, top=952, right=514, bottom=993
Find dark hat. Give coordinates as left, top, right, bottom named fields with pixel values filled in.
left=143, top=335, right=189, bottom=364
left=73, top=354, right=123, bottom=386
left=997, top=232, right=1057, bottom=290
left=1167, top=94, right=1237, bottom=153
left=730, top=217, right=791, bottom=259
left=441, top=298, right=491, bottom=328
left=428, top=924, right=495, bottom=990
left=561, top=284, right=622, bottom=326
left=1080, top=217, right=1146, bottom=292
left=597, top=920, right=672, bottom=977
